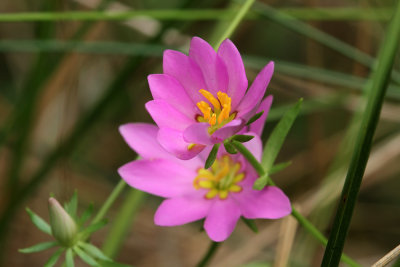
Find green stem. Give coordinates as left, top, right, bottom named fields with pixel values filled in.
left=196, top=242, right=220, bottom=267
left=102, top=189, right=146, bottom=258
left=91, top=180, right=127, bottom=225
left=213, top=0, right=255, bottom=48
left=231, top=141, right=361, bottom=267
left=321, top=1, right=400, bottom=266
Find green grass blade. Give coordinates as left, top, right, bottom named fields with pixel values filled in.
left=26, top=208, right=51, bottom=235
left=321, top=1, right=400, bottom=265
left=19, top=241, right=58, bottom=253
left=102, top=189, right=146, bottom=258
left=249, top=1, right=400, bottom=85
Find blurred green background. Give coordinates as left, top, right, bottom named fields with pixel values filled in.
left=0, top=0, right=400, bottom=266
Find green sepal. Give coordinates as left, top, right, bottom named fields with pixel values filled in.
left=78, top=241, right=111, bottom=261
left=223, top=140, right=237, bottom=154
left=78, top=203, right=94, bottom=226
left=74, top=246, right=99, bottom=267
left=79, top=219, right=107, bottom=238
left=44, top=248, right=64, bottom=267
left=66, top=248, right=74, bottom=267
left=241, top=217, right=258, bottom=233
left=26, top=207, right=51, bottom=235
left=232, top=134, right=255, bottom=143
left=205, top=143, right=220, bottom=169
left=19, top=241, right=58, bottom=254
left=246, top=111, right=264, bottom=126
left=253, top=173, right=270, bottom=190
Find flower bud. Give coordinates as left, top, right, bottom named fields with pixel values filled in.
left=48, top=197, right=78, bottom=247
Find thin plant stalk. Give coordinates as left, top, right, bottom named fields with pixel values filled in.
left=321, top=1, right=400, bottom=266
left=196, top=242, right=220, bottom=267
left=231, top=141, right=361, bottom=267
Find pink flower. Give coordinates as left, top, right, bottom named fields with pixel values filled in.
left=118, top=123, right=291, bottom=242
left=146, top=36, right=274, bottom=160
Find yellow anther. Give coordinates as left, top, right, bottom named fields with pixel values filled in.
left=209, top=113, right=217, bottom=126
left=198, top=180, right=214, bottom=189
left=217, top=92, right=231, bottom=107
left=233, top=173, right=245, bottom=183
left=187, top=143, right=196, bottom=150
left=229, top=184, right=242, bottom=192
left=196, top=101, right=211, bottom=119
left=199, top=89, right=221, bottom=110
left=219, top=190, right=228, bottom=200
left=206, top=189, right=218, bottom=199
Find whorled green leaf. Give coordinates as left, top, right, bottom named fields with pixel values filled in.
left=44, top=248, right=64, bottom=267
left=205, top=143, right=220, bottom=169
left=26, top=207, right=51, bottom=235
left=19, top=241, right=58, bottom=253
left=74, top=246, right=99, bottom=267
left=246, top=111, right=264, bottom=126
left=64, top=190, right=78, bottom=219
left=269, top=161, right=292, bottom=175
left=261, top=99, right=302, bottom=172
left=78, top=203, right=94, bottom=226
left=241, top=217, right=258, bottom=233
left=78, top=241, right=111, bottom=261
left=223, top=140, right=237, bottom=154
left=66, top=248, right=74, bottom=267
left=232, top=134, right=255, bottom=143
left=79, top=219, right=107, bottom=237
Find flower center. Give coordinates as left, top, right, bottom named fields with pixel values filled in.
left=196, top=89, right=236, bottom=134
left=193, top=155, right=244, bottom=200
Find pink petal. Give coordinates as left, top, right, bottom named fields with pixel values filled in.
left=212, top=119, right=245, bottom=142
left=148, top=74, right=197, bottom=118
left=237, top=186, right=292, bottom=219
left=119, top=123, right=173, bottom=160
left=183, top=123, right=215, bottom=145
left=217, top=39, right=248, bottom=109
left=204, top=199, right=241, bottom=242
left=158, top=127, right=206, bottom=160
left=145, top=100, right=193, bottom=131
left=249, top=95, right=273, bottom=136
left=155, top=196, right=211, bottom=226
left=241, top=132, right=263, bottom=162
left=237, top=62, right=274, bottom=117
left=163, top=50, right=207, bottom=103
left=118, top=159, right=196, bottom=198
left=189, top=37, right=229, bottom=95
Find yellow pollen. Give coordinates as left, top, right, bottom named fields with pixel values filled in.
left=187, top=143, right=196, bottom=150
left=193, top=155, right=245, bottom=200
left=196, top=89, right=235, bottom=134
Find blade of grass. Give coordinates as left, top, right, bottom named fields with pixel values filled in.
left=321, top=1, right=400, bottom=265
left=247, top=0, right=400, bottom=85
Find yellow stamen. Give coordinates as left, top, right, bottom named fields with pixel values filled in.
left=219, top=190, right=228, bottom=200
left=209, top=113, right=217, bottom=126
left=187, top=143, right=196, bottom=150
left=198, top=180, right=214, bottom=189
left=233, top=173, right=245, bottom=183
left=206, top=189, right=218, bottom=199
left=229, top=184, right=242, bottom=192
left=199, top=89, right=221, bottom=110
left=196, top=101, right=211, bottom=119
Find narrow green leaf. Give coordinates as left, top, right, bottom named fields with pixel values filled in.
left=99, top=261, right=132, bottom=267
left=80, top=219, right=107, bottom=237
left=64, top=190, right=78, bottom=219
left=261, top=99, right=302, bottom=173
left=253, top=174, right=270, bottom=190
left=44, top=248, right=64, bottom=267
left=74, top=246, right=99, bottom=267
left=26, top=207, right=51, bottom=235
left=66, top=248, right=74, bottom=267
left=241, top=217, right=258, bottom=233
left=223, top=140, right=237, bottom=154
left=269, top=161, right=292, bottom=175
left=78, top=241, right=111, bottom=261
left=78, top=203, right=94, bottom=226
left=19, top=241, right=58, bottom=253
left=322, top=2, right=400, bottom=266
left=246, top=111, right=264, bottom=126
left=232, top=134, right=255, bottom=143
left=205, top=144, right=220, bottom=169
